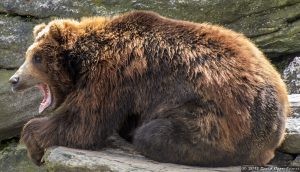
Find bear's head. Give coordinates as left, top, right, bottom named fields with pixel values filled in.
left=9, top=20, right=82, bottom=114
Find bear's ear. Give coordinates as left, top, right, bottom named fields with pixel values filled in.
left=48, top=23, right=64, bottom=43
left=33, top=23, right=47, bottom=38
left=47, top=20, right=80, bottom=46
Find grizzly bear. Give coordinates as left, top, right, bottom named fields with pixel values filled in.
left=9, top=11, right=289, bottom=167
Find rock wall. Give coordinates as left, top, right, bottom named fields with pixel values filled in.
left=284, top=57, right=300, bottom=94
left=0, top=70, right=41, bottom=141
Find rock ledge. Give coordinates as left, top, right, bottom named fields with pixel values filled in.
left=44, top=147, right=240, bottom=172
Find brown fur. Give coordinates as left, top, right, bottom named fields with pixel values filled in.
left=12, top=11, right=289, bottom=166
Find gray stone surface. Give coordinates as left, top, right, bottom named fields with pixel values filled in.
left=284, top=57, right=300, bottom=94
left=269, top=151, right=295, bottom=166
left=291, top=156, right=300, bottom=166
left=45, top=146, right=240, bottom=172
left=0, top=69, right=41, bottom=141
left=279, top=94, right=300, bottom=154
left=0, top=141, right=46, bottom=172
left=0, top=15, right=42, bottom=69
left=0, top=0, right=106, bottom=19
left=280, top=117, right=300, bottom=154
left=288, top=94, right=300, bottom=114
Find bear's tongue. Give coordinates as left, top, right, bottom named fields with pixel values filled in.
left=36, top=83, right=52, bottom=114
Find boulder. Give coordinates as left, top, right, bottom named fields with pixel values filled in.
left=0, top=15, right=42, bottom=69
left=279, top=94, right=300, bottom=154
left=283, top=57, right=300, bottom=94
left=288, top=94, right=300, bottom=114
left=44, top=146, right=240, bottom=172
left=291, top=156, right=300, bottom=166
left=227, top=2, right=300, bottom=58
left=0, top=0, right=105, bottom=19
left=269, top=151, right=295, bottom=166
left=280, top=115, right=300, bottom=154
left=0, top=140, right=46, bottom=172
left=0, top=69, right=41, bottom=141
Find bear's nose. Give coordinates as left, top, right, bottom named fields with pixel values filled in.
left=9, top=76, right=19, bottom=85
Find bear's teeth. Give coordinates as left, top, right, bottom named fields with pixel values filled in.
left=36, top=83, right=52, bottom=113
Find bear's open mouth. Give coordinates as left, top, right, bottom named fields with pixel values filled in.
left=36, top=83, right=52, bottom=114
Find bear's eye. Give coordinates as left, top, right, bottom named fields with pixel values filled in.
left=33, top=54, right=42, bottom=64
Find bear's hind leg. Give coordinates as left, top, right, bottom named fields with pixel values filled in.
left=133, top=119, right=192, bottom=164
left=133, top=118, right=230, bottom=166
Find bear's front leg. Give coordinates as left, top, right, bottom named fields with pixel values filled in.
left=20, top=117, right=58, bottom=166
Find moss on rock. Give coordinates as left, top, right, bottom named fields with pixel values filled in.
left=0, top=140, right=46, bottom=172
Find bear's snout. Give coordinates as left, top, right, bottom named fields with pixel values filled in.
left=8, top=60, right=41, bottom=92
left=9, top=74, right=23, bottom=92
left=9, top=76, right=19, bottom=85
